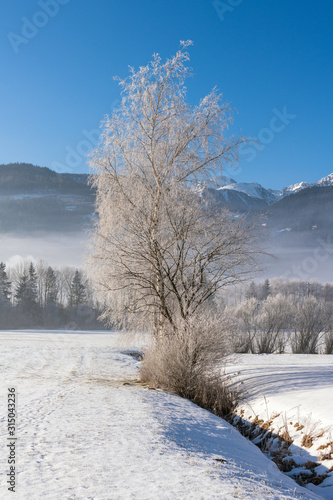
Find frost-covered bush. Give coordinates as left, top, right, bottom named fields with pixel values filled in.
left=290, top=296, right=325, bottom=354
left=229, top=280, right=333, bottom=354
left=255, top=294, right=292, bottom=354
left=232, top=294, right=292, bottom=353
left=232, top=297, right=259, bottom=353
left=141, top=311, right=239, bottom=415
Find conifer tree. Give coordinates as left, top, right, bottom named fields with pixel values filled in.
left=27, top=263, right=38, bottom=306
left=0, top=262, right=12, bottom=328
left=44, top=266, right=58, bottom=304
left=15, top=263, right=40, bottom=326
left=15, top=272, right=29, bottom=306
left=69, top=270, right=86, bottom=307
left=261, top=279, right=271, bottom=301
left=0, top=262, right=11, bottom=303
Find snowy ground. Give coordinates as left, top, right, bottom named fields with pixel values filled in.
left=226, top=354, right=333, bottom=500
left=0, top=331, right=325, bottom=500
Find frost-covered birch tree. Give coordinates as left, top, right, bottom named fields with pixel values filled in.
left=88, top=41, right=258, bottom=336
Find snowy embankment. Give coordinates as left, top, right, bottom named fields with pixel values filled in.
left=226, top=355, right=333, bottom=500
left=0, top=331, right=324, bottom=500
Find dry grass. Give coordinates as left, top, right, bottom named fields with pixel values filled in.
left=301, top=434, right=314, bottom=448
left=318, top=441, right=333, bottom=461
left=140, top=315, right=240, bottom=417
left=227, top=410, right=332, bottom=489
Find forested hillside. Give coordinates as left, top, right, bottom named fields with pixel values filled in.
left=0, top=163, right=95, bottom=233
left=255, top=185, right=333, bottom=234
left=0, top=163, right=90, bottom=194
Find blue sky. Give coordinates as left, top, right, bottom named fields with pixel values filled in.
left=1, top=0, right=332, bottom=189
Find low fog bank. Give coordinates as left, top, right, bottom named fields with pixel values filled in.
left=0, top=232, right=89, bottom=268
left=2, top=232, right=333, bottom=283
left=259, top=244, right=333, bottom=283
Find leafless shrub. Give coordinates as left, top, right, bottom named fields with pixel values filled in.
left=290, top=296, right=325, bottom=354
left=141, top=311, right=240, bottom=416
left=232, top=298, right=258, bottom=353
left=232, top=294, right=291, bottom=353
left=255, top=294, right=292, bottom=353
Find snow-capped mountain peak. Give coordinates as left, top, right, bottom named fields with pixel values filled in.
left=316, top=172, right=333, bottom=186
left=280, top=181, right=311, bottom=196
left=218, top=181, right=277, bottom=203
left=279, top=172, right=333, bottom=196
left=218, top=181, right=261, bottom=196
left=195, top=176, right=237, bottom=195
left=206, top=176, right=237, bottom=189
left=200, top=170, right=333, bottom=213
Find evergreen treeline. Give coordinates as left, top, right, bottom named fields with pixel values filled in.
left=0, top=260, right=106, bottom=330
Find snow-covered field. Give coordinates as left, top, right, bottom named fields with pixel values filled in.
left=0, top=331, right=327, bottom=499
left=227, top=355, right=333, bottom=499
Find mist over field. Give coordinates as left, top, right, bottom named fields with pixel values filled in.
left=1, top=232, right=88, bottom=268
left=3, top=234, right=333, bottom=283
left=259, top=243, right=333, bottom=283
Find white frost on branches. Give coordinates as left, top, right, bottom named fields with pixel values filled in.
left=88, top=41, right=258, bottom=335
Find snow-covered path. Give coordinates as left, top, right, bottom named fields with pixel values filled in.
left=0, top=331, right=322, bottom=499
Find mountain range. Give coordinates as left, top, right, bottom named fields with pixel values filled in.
left=200, top=172, right=333, bottom=212
left=1, top=162, right=332, bottom=235
left=1, top=162, right=332, bottom=279
left=196, top=172, right=333, bottom=281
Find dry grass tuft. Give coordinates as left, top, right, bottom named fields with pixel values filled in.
left=301, top=434, right=314, bottom=448
left=141, top=316, right=240, bottom=417
left=280, top=430, right=293, bottom=446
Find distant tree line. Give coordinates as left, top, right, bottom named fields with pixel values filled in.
left=224, top=279, right=333, bottom=354
left=0, top=259, right=106, bottom=330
